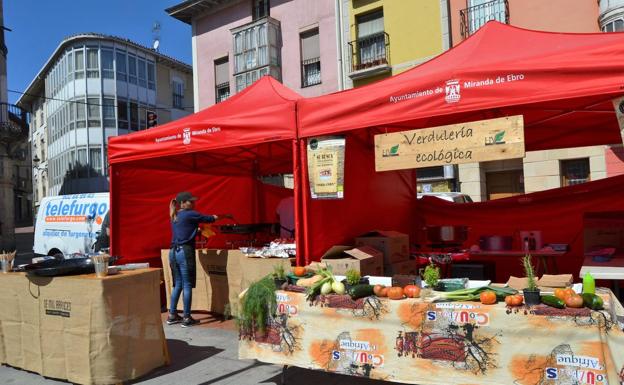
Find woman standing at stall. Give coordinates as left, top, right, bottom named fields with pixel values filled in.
left=167, top=191, right=231, bottom=327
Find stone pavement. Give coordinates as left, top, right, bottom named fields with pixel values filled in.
left=0, top=313, right=394, bottom=385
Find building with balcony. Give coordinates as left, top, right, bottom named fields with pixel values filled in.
left=436, top=0, right=624, bottom=201
left=340, top=0, right=450, bottom=88
left=0, top=0, right=32, bottom=251
left=17, top=34, right=193, bottom=206
left=167, top=0, right=340, bottom=109
left=600, top=0, right=624, bottom=31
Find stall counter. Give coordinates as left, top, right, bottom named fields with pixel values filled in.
left=0, top=269, right=167, bottom=385
left=240, top=288, right=624, bottom=385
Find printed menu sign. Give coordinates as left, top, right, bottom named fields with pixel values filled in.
left=612, top=96, right=624, bottom=145
left=374, top=115, right=525, bottom=171
left=307, top=136, right=345, bottom=199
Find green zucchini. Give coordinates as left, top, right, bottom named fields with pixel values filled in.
left=582, top=293, right=604, bottom=310
left=348, top=284, right=375, bottom=300
left=541, top=295, right=565, bottom=309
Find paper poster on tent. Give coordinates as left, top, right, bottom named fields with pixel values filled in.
left=307, top=136, right=345, bottom=199
left=612, top=97, right=624, bottom=145
left=374, top=115, right=525, bottom=172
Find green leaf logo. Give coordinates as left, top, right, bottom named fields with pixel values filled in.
left=494, top=131, right=505, bottom=144
left=390, top=144, right=399, bottom=155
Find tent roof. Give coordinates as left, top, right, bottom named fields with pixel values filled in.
left=298, top=22, right=624, bottom=151
left=108, top=76, right=301, bottom=164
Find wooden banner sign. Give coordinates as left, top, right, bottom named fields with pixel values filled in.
left=374, top=115, right=525, bottom=172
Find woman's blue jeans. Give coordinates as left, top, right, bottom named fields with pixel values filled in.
left=169, top=247, right=192, bottom=317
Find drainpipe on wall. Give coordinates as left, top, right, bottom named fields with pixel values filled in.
left=335, top=0, right=345, bottom=91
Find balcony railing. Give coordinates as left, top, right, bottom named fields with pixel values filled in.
left=460, top=0, right=509, bottom=39
left=349, top=32, right=390, bottom=73
left=0, top=103, right=30, bottom=154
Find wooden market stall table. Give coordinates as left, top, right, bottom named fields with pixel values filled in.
left=240, top=288, right=624, bottom=385
left=580, top=256, right=624, bottom=300
left=0, top=268, right=167, bottom=385
left=469, top=250, right=564, bottom=275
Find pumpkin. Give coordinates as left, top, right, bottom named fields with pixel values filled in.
left=480, top=290, right=497, bottom=305
left=293, top=266, right=307, bottom=277
left=504, top=294, right=523, bottom=306
left=373, top=285, right=386, bottom=297
left=563, top=288, right=576, bottom=298
left=387, top=287, right=404, bottom=300
left=554, top=288, right=567, bottom=301
left=564, top=294, right=584, bottom=308
left=379, top=287, right=389, bottom=297
left=403, top=285, right=421, bottom=298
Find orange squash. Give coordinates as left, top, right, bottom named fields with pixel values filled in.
left=387, top=287, right=405, bottom=300
left=293, top=266, right=307, bottom=277
left=480, top=290, right=497, bottom=305
left=504, top=294, right=523, bottom=306
left=373, top=285, right=386, bottom=297
left=564, top=294, right=584, bottom=308
left=403, top=285, right=421, bottom=298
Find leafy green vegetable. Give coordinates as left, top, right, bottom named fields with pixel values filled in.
left=239, top=276, right=277, bottom=332
left=432, top=286, right=518, bottom=302
left=272, top=264, right=286, bottom=280
left=423, top=263, right=440, bottom=288
left=345, top=269, right=361, bottom=286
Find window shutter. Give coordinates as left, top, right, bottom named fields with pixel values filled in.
left=215, top=59, right=229, bottom=85
left=300, top=30, right=320, bottom=61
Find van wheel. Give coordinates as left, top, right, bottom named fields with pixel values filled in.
left=48, top=249, right=63, bottom=258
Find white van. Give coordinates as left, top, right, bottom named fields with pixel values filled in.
left=34, top=193, right=110, bottom=257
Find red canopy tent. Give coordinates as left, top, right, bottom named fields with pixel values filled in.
left=108, top=76, right=302, bottom=264
left=296, top=22, right=624, bottom=265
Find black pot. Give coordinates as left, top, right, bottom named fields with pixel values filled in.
left=342, top=277, right=370, bottom=292
left=523, top=288, right=541, bottom=306
left=274, top=278, right=287, bottom=289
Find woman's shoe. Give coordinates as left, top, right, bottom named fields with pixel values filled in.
left=166, top=313, right=183, bottom=325
left=181, top=316, right=200, bottom=328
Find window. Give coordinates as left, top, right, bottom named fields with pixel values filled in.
left=253, top=0, right=269, bottom=20
left=603, top=19, right=624, bottom=32
left=147, top=61, right=155, bottom=89
left=87, top=97, right=100, bottom=127
left=356, top=10, right=386, bottom=67
left=561, top=158, right=590, bottom=186
left=116, top=51, right=127, bottom=81
left=464, top=0, right=507, bottom=37
left=75, top=49, right=85, bottom=79
left=129, top=101, right=138, bottom=131
left=103, top=98, right=116, bottom=127
left=117, top=99, right=128, bottom=129
left=300, top=29, right=321, bottom=87
left=128, top=55, right=137, bottom=84
left=138, top=58, right=147, bottom=87
left=75, top=99, right=86, bottom=128
left=139, top=105, right=146, bottom=129
left=214, top=57, right=230, bottom=103
left=173, top=80, right=184, bottom=109
left=77, top=148, right=87, bottom=166
left=86, top=48, right=99, bottom=78
left=67, top=51, right=74, bottom=81
left=233, top=23, right=269, bottom=74
left=90, top=148, right=102, bottom=174
left=101, top=49, right=114, bottom=79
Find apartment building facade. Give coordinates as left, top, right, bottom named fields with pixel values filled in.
left=167, top=0, right=340, bottom=109
left=0, top=0, right=32, bottom=251
left=339, top=0, right=450, bottom=89
left=17, top=34, right=193, bottom=210
left=435, top=0, right=624, bottom=201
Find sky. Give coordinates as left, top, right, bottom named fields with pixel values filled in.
left=5, top=0, right=192, bottom=104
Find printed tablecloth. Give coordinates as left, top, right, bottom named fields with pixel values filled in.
left=239, top=289, right=624, bottom=385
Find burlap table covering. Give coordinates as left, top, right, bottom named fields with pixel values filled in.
left=0, top=268, right=166, bottom=385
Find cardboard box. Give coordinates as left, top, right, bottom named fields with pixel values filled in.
left=321, top=245, right=383, bottom=276
left=384, top=259, right=417, bottom=276
left=355, top=230, right=410, bottom=264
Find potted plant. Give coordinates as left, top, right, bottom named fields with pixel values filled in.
left=239, top=276, right=277, bottom=338
left=522, top=253, right=541, bottom=306
left=272, top=264, right=287, bottom=289
left=421, top=262, right=440, bottom=297
left=342, top=269, right=368, bottom=291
